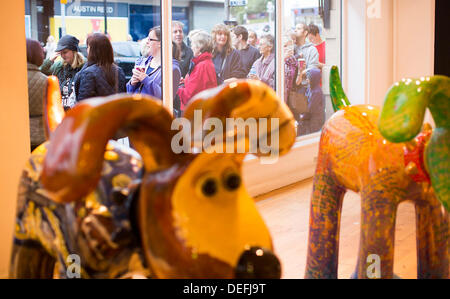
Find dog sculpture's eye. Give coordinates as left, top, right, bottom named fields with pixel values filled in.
left=223, top=172, right=241, bottom=191
left=201, top=178, right=218, bottom=197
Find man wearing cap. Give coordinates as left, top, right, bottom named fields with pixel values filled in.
left=41, top=35, right=85, bottom=109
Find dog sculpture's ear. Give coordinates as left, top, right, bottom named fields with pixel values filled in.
left=44, top=76, right=65, bottom=138
left=378, top=76, right=449, bottom=142
left=183, top=80, right=296, bottom=159
left=379, top=78, right=433, bottom=142
left=41, top=94, right=180, bottom=203
left=329, top=66, right=351, bottom=112
left=379, top=75, right=450, bottom=211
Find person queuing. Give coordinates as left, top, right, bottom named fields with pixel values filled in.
left=172, top=21, right=194, bottom=78
left=307, top=23, right=325, bottom=69
left=26, top=38, right=47, bottom=151
left=177, top=30, right=217, bottom=112
left=44, top=35, right=56, bottom=60
left=231, top=25, right=261, bottom=76
left=211, top=23, right=247, bottom=85
left=126, top=26, right=181, bottom=100
left=248, top=34, right=275, bottom=90
left=283, top=34, right=299, bottom=104
left=293, top=22, right=320, bottom=77
left=171, top=41, right=183, bottom=116
left=40, top=35, right=85, bottom=109
left=297, top=68, right=325, bottom=136
left=74, top=33, right=126, bottom=101
left=248, top=29, right=259, bottom=48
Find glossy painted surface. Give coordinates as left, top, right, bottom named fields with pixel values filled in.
left=305, top=68, right=449, bottom=279
left=11, top=79, right=293, bottom=278
left=183, top=79, right=297, bottom=157
left=379, top=75, right=450, bottom=211
left=44, top=75, right=65, bottom=138
left=329, top=66, right=351, bottom=112
left=10, top=141, right=146, bottom=278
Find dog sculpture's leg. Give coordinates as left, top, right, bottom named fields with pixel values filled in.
left=415, top=189, right=449, bottom=278
left=355, top=174, right=398, bottom=279
left=305, top=170, right=346, bottom=279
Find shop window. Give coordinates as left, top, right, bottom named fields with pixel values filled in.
left=282, top=0, right=342, bottom=137
left=24, top=0, right=342, bottom=195
left=171, top=0, right=277, bottom=116
left=25, top=0, right=161, bottom=107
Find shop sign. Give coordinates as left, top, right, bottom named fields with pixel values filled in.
left=229, top=0, right=248, bottom=7
left=54, top=1, right=128, bottom=18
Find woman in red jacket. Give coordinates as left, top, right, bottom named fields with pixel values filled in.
left=177, top=30, right=217, bottom=112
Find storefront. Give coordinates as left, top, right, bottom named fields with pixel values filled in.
left=1, top=0, right=447, bottom=281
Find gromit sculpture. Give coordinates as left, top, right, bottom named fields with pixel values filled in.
left=304, top=67, right=449, bottom=279
left=10, top=77, right=296, bottom=278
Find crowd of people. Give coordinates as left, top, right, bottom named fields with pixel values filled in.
left=25, top=21, right=328, bottom=150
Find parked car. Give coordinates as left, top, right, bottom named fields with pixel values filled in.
left=79, top=41, right=141, bottom=81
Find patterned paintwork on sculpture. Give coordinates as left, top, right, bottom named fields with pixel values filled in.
left=12, top=141, right=145, bottom=278
left=304, top=66, right=449, bottom=279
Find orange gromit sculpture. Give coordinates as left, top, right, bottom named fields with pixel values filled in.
left=10, top=77, right=296, bottom=278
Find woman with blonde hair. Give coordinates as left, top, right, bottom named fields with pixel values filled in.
left=41, top=35, right=85, bottom=108
left=211, top=23, right=246, bottom=85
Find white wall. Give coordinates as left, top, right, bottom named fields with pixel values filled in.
left=366, top=0, right=395, bottom=107
left=393, top=0, right=435, bottom=81
left=323, top=0, right=343, bottom=119
left=343, top=0, right=366, bottom=105
left=343, top=0, right=435, bottom=107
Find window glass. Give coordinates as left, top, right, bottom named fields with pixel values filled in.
left=282, top=0, right=342, bottom=137
left=25, top=0, right=342, bottom=142
left=25, top=0, right=161, bottom=113
left=171, top=0, right=277, bottom=117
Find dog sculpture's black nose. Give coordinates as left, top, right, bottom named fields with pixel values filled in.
left=234, top=247, right=281, bottom=279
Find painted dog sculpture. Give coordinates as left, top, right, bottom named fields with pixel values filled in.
left=10, top=77, right=296, bottom=278
left=304, top=67, right=449, bottom=279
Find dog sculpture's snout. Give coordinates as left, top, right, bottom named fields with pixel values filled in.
left=234, top=247, right=281, bottom=279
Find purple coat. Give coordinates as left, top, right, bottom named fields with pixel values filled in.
left=298, top=68, right=325, bottom=136
left=251, top=53, right=275, bottom=90
left=126, top=56, right=181, bottom=100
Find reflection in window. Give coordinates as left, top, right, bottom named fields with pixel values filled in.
left=283, top=0, right=342, bottom=137
left=25, top=0, right=162, bottom=103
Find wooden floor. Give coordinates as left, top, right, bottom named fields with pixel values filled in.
left=255, top=178, right=418, bottom=279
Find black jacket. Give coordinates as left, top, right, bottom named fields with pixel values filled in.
left=74, top=62, right=126, bottom=101
left=212, top=49, right=247, bottom=85
left=179, top=42, right=194, bottom=78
